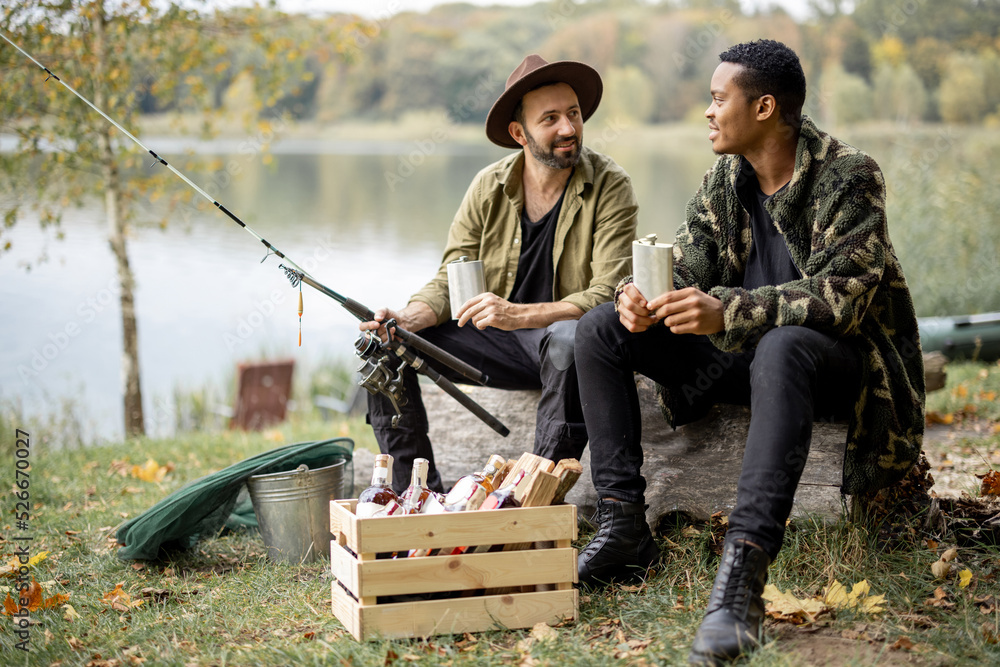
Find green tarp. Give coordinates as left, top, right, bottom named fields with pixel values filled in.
left=116, top=437, right=354, bottom=561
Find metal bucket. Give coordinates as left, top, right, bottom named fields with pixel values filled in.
left=247, top=460, right=346, bottom=563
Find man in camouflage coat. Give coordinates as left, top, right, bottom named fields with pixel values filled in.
left=572, top=40, right=924, bottom=664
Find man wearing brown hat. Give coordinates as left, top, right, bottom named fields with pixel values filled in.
left=361, top=54, right=639, bottom=494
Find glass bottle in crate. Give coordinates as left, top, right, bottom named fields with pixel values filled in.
left=400, top=457, right=432, bottom=514
left=356, top=454, right=399, bottom=518
left=372, top=499, right=403, bottom=518
left=442, top=476, right=488, bottom=512
left=448, top=470, right=530, bottom=556
left=473, top=454, right=507, bottom=494
left=479, top=469, right=528, bottom=510
left=442, top=455, right=503, bottom=511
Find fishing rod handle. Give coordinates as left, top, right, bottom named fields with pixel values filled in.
left=342, top=297, right=375, bottom=322
left=419, top=364, right=510, bottom=438
left=299, top=270, right=487, bottom=386
left=393, top=328, right=488, bottom=386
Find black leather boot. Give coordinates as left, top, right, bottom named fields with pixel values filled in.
left=688, top=539, right=771, bottom=665
left=577, top=499, right=658, bottom=588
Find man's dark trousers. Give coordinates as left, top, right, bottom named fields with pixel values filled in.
left=368, top=319, right=588, bottom=494
left=575, top=301, right=862, bottom=559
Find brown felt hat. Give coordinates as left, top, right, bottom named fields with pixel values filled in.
left=485, top=54, right=603, bottom=149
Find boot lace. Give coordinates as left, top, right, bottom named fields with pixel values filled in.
left=581, top=504, right=614, bottom=558
left=709, top=546, right=760, bottom=615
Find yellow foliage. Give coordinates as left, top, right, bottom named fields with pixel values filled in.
left=959, top=568, right=973, bottom=588
left=101, top=583, right=144, bottom=611
left=1, top=551, right=51, bottom=577
left=873, top=37, right=907, bottom=67
left=823, top=579, right=886, bottom=614
left=130, top=459, right=171, bottom=483
left=763, top=579, right=886, bottom=625
left=762, top=584, right=827, bottom=623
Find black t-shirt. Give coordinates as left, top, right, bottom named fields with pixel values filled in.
left=736, top=160, right=800, bottom=290
left=508, top=181, right=568, bottom=305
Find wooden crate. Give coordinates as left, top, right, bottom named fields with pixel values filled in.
left=329, top=499, right=578, bottom=641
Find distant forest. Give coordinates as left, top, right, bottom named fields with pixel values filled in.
left=145, top=0, right=1000, bottom=127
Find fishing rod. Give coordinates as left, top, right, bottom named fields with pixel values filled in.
left=1, top=30, right=510, bottom=437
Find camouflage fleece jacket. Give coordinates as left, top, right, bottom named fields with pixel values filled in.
left=641, top=116, right=924, bottom=495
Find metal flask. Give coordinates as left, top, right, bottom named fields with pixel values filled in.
left=447, top=256, right=485, bottom=319
left=632, top=234, right=674, bottom=302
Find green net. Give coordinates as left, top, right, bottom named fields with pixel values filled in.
left=115, top=437, right=354, bottom=561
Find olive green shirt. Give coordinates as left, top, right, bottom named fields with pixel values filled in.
left=410, top=147, right=639, bottom=325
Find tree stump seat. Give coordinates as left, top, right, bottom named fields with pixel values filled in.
left=354, top=375, right=850, bottom=532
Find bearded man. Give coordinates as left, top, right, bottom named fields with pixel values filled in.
left=361, top=54, right=639, bottom=493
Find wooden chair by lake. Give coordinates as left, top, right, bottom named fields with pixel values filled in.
left=229, top=359, right=295, bottom=431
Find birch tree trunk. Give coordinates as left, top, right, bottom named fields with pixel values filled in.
left=94, top=4, right=145, bottom=437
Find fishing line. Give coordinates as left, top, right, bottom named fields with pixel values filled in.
left=0, top=30, right=309, bottom=280
left=1, top=30, right=508, bottom=436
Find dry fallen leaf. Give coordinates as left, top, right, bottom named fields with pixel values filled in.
left=530, top=621, right=558, bottom=642
left=1, top=579, right=70, bottom=614
left=823, top=580, right=886, bottom=614
left=761, top=584, right=828, bottom=624
left=130, top=459, right=173, bottom=483
left=931, top=548, right=959, bottom=580
left=0, top=551, right=50, bottom=577
left=63, top=603, right=81, bottom=622
left=926, top=411, right=954, bottom=425
left=980, top=470, right=1000, bottom=497
left=890, top=636, right=915, bottom=651
left=931, top=559, right=951, bottom=579
left=101, top=583, right=144, bottom=611
left=924, top=587, right=955, bottom=609
left=958, top=568, right=974, bottom=589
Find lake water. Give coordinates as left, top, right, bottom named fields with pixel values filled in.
left=0, top=132, right=719, bottom=442
left=3, top=125, right=997, bottom=443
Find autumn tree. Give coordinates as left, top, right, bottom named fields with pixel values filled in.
left=0, top=1, right=325, bottom=438
left=938, top=52, right=989, bottom=124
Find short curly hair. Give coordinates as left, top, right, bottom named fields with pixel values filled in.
left=719, top=40, right=806, bottom=128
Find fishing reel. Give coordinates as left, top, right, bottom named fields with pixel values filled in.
left=354, top=319, right=409, bottom=428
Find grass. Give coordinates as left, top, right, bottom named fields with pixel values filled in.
left=2, top=367, right=999, bottom=665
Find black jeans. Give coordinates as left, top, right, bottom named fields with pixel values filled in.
left=575, top=302, right=861, bottom=559
left=367, top=319, right=588, bottom=494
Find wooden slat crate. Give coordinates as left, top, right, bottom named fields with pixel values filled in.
left=329, top=499, right=578, bottom=641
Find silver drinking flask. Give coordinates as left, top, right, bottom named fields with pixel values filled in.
left=447, top=256, right=485, bottom=319
left=632, top=234, right=673, bottom=301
